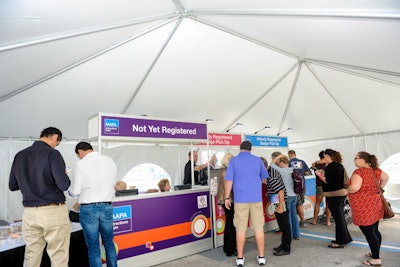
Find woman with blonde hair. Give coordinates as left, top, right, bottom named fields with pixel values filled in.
left=216, top=153, right=236, bottom=256
left=270, top=154, right=300, bottom=240
left=347, top=152, right=389, bottom=266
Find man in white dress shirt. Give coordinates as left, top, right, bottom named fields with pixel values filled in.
left=69, top=142, right=117, bottom=267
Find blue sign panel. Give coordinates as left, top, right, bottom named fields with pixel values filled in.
left=244, top=135, right=288, bottom=147
left=113, top=205, right=132, bottom=234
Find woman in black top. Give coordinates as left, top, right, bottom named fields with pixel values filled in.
left=317, top=149, right=352, bottom=248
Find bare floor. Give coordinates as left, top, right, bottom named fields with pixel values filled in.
left=154, top=215, right=400, bottom=267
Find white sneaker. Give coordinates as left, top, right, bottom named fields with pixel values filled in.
left=236, top=257, right=245, bottom=266
left=257, top=256, right=266, bottom=265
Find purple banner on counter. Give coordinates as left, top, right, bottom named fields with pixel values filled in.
left=112, top=191, right=211, bottom=260
left=101, top=116, right=207, bottom=140
left=113, top=191, right=210, bottom=233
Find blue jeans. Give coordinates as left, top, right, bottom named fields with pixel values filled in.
left=287, top=196, right=300, bottom=239
left=80, top=203, right=117, bottom=267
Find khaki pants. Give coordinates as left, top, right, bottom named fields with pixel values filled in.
left=22, top=204, right=71, bottom=267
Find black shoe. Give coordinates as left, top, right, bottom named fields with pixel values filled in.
left=331, top=240, right=350, bottom=245
left=273, top=246, right=283, bottom=252
left=273, top=250, right=290, bottom=256
left=226, top=251, right=237, bottom=257
left=226, top=249, right=237, bottom=257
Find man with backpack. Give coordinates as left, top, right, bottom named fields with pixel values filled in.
left=288, top=150, right=311, bottom=228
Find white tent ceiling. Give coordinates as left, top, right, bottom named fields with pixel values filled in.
left=1, top=0, right=399, bottom=143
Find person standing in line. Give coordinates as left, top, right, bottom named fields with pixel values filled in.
left=216, top=153, right=236, bottom=257
left=9, top=127, right=71, bottom=267
left=310, top=150, right=332, bottom=226
left=270, top=151, right=282, bottom=234
left=69, top=142, right=118, bottom=267
left=316, top=149, right=353, bottom=248
left=261, top=157, right=291, bottom=256
left=270, top=154, right=300, bottom=240
left=270, top=152, right=282, bottom=167
left=224, top=141, right=269, bottom=267
left=347, top=152, right=389, bottom=266
left=288, top=150, right=311, bottom=228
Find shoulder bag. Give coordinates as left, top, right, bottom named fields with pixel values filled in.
left=343, top=166, right=350, bottom=189
left=372, top=170, right=395, bottom=219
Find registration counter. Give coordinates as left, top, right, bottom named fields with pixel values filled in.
left=113, top=187, right=212, bottom=267
left=88, top=113, right=213, bottom=266
left=0, top=223, right=88, bottom=267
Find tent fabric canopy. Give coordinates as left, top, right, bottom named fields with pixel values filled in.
left=1, top=0, right=399, bottom=143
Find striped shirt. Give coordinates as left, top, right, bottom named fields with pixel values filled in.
left=267, top=167, right=287, bottom=199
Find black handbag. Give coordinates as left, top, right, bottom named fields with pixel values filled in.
left=69, top=210, right=80, bottom=222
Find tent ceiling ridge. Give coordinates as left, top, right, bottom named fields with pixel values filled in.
left=0, top=17, right=178, bottom=103
left=278, top=62, right=302, bottom=133
left=0, top=136, right=86, bottom=142
left=308, top=60, right=400, bottom=88
left=172, top=0, right=186, bottom=15
left=222, top=62, right=299, bottom=132
left=187, top=9, right=400, bottom=20
left=307, top=58, right=400, bottom=78
left=305, top=63, right=364, bottom=134
left=122, top=17, right=184, bottom=113
left=188, top=15, right=299, bottom=61
left=0, top=13, right=179, bottom=53
left=289, top=129, right=400, bottom=146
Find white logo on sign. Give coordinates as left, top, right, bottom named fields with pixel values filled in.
left=197, top=195, right=208, bottom=209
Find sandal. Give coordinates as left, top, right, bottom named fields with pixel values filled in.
left=362, top=259, right=382, bottom=266
left=328, top=243, right=344, bottom=248
left=365, top=253, right=380, bottom=259
left=309, top=221, right=317, bottom=225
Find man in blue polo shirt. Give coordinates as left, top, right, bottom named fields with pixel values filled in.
left=224, top=141, right=269, bottom=267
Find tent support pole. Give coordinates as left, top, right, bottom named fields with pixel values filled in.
left=223, top=62, right=299, bottom=132
left=121, top=17, right=184, bottom=113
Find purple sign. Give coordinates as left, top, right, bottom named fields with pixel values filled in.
left=112, top=191, right=212, bottom=260
left=101, top=116, right=207, bottom=140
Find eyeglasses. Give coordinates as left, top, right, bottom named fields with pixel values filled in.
left=354, top=157, right=361, bottom=160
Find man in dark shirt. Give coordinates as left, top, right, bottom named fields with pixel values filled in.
left=183, top=150, right=216, bottom=185
left=9, top=127, right=71, bottom=267
left=288, top=150, right=311, bottom=228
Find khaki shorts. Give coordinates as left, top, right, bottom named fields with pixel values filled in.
left=233, top=202, right=265, bottom=232
left=316, top=186, right=323, bottom=196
